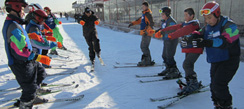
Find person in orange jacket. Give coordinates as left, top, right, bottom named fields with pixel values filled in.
left=128, top=2, right=155, bottom=66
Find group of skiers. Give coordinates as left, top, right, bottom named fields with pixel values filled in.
left=129, top=1, right=240, bottom=109
left=2, top=0, right=68, bottom=108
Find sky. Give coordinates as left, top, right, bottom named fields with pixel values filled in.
left=0, top=0, right=85, bottom=12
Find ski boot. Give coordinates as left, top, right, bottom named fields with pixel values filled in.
left=158, top=64, right=170, bottom=76
left=33, top=96, right=48, bottom=104
left=137, top=55, right=155, bottom=66
left=36, top=87, right=51, bottom=95
left=177, top=78, right=202, bottom=95
left=19, top=99, right=34, bottom=109
left=49, top=50, right=58, bottom=55
left=163, top=65, right=182, bottom=80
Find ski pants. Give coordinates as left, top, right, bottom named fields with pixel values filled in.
left=140, top=35, right=151, bottom=57
left=183, top=53, right=201, bottom=79
left=52, top=27, right=63, bottom=50
left=9, top=60, right=47, bottom=102
left=162, top=38, right=178, bottom=67
left=210, top=56, right=239, bottom=106
left=84, top=31, right=101, bottom=61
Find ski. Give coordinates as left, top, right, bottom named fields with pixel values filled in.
left=1, top=84, right=79, bottom=103
left=113, top=64, right=163, bottom=68
left=151, top=84, right=209, bottom=101
left=45, top=64, right=66, bottom=69
left=46, top=67, right=78, bottom=76
left=48, top=54, right=69, bottom=59
left=0, top=81, right=75, bottom=93
left=136, top=74, right=161, bottom=78
left=98, top=57, right=105, bottom=66
left=2, top=94, right=84, bottom=109
left=116, top=62, right=165, bottom=66
left=139, top=77, right=182, bottom=83
left=52, top=58, right=72, bottom=62
left=157, top=88, right=209, bottom=109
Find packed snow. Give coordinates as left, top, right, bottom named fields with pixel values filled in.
left=0, top=14, right=243, bottom=109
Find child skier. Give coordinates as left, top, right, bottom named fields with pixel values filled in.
left=155, top=8, right=203, bottom=93
left=128, top=2, right=155, bottom=66
left=2, top=0, right=51, bottom=108
left=190, top=1, right=240, bottom=108
left=44, top=7, right=64, bottom=55
left=154, top=7, right=181, bottom=79
left=79, top=7, right=102, bottom=66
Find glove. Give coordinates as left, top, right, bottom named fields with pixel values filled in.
left=155, top=31, right=163, bottom=38
left=57, top=42, right=62, bottom=48
left=59, top=21, right=62, bottom=25
left=28, top=33, right=42, bottom=42
left=80, top=20, right=85, bottom=25
left=35, top=55, right=51, bottom=66
left=140, top=30, right=146, bottom=36
left=94, top=21, right=99, bottom=25
left=192, top=38, right=213, bottom=48
left=181, top=38, right=188, bottom=47
left=128, top=23, right=133, bottom=28
left=147, top=29, right=155, bottom=35
left=46, top=36, right=56, bottom=42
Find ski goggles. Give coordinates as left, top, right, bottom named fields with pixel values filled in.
left=200, top=9, right=211, bottom=16
left=159, top=9, right=163, bottom=13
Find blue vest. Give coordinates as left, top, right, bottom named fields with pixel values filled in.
left=204, top=17, right=229, bottom=63
left=2, top=20, right=32, bottom=65
left=140, top=14, right=146, bottom=30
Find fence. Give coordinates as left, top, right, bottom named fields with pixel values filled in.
left=100, top=0, right=244, bottom=35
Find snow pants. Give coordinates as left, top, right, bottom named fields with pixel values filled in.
left=183, top=53, right=200, bottom=79
left=9, top=60, right=47, bottom=102
left=162, top=38, right=178, bottom=67
left=140, top=35, right=151, bottom=57
left=84, top=31, right=101, bottom=62
left=52, top=27, right=63, bottom=50
left=210, top=56, right=239, bottom=106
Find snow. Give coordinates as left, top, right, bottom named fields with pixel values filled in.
left=0, top=14, right=244, bottom=109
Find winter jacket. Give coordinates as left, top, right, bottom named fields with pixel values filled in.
left=161, top=19, right=203, bottom=54
left=80, top=11, right=99, bottom=37
left=159, top=16, right=177, bottom=40
left=2, top=14, right=35, bottom=65
left=26, top=20, right=57, bottom=54
left=131, top=9, right=154, bottom=36
left=197, top=16, right=240, bottom=63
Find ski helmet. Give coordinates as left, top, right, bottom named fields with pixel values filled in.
left=200, top=1, right=220, bottom=18
left=159, top=7, right=171, bottom=17
left=28, top=3, right=43, bottom=13
left=5, top=0, right=28, bottom=13
left=34, top=9, right=48, bottom=23
left=44, top=7, right=51, bottom=12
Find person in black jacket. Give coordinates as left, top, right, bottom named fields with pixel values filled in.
left=79, top=7, right=101, bottom=65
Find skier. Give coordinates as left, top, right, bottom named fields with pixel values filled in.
left=155, top=8, right=203, bottom=92
left=65, top=12, right=69, bottom=20
left=79, top=7, right=101, bottom=66
left=154, top=7, right=181, bottom=79
left=188, top=1, right=240, bottom=109
left=26, top=9, right=58, bottom=69
left=128, top=2, right=155, bottom=66
left=44, top=7, right=65, bottom=55
left=60, top=12, right=62, bottom=18
left=2, top=0, right=51, bottom=108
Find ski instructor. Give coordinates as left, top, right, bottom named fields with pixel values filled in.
left=79, top=7, right=102, bottom=66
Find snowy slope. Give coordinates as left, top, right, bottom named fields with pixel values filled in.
left=0, top=14, right=243, bottom=109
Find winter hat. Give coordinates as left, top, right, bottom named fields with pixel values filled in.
left=85, top=7, right=91, bottom=13
left=142, top=2, right=149, bottom=7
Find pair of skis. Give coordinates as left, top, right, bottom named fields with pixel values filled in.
left=136, top=74, right=182, bottom=83
left=113, top=62, right=164, bottom=68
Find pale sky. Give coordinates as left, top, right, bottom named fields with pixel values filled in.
left=0, top=0, right=85, bottom=12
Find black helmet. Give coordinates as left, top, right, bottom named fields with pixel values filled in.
left=159, top=7, right=171, bottom=17
left=5, top=0, right=28, bottom=13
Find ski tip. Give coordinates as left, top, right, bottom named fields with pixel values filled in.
left=150, top=98, right=156, bottom=102
left=157, top=106, right=165, bottom=109
left=75, top=84, right=79, bottom=88
left=139, top=80, right=144, bottom=83
left=135, top=75, right=139, bottom=77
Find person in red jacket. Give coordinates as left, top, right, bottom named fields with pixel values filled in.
left=155, top=8, right=203, bottom=94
